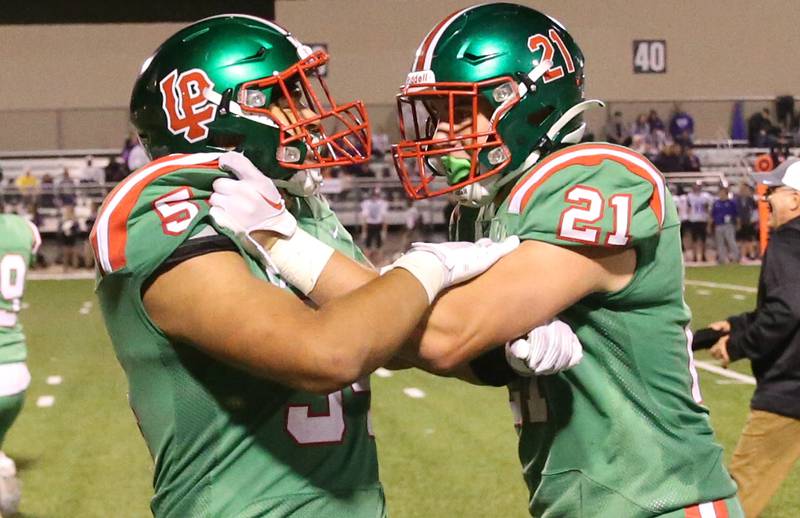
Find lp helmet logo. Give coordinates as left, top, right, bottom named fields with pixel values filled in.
left=159, top=69, right=217, bottom=143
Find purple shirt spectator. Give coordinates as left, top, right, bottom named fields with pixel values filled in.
left=711, top=198, right=738, bottom=226
left=670, top=111, right=695, bottom=144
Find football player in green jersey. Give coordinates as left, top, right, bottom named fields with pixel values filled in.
left=391, top=4, right=743, bottom=517
left=209, top=3, right=745, bottom=517
left=93, top=15, right=520, bottom=517
left=0, top=213, right=40, bottom=517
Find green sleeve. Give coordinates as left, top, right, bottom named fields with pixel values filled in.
left=96, top=166, right=229, bottom=285
left=509, top=158, right=663, bottom=248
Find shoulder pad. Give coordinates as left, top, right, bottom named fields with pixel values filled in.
left=504, top=143, right=668, bottom=247
left=91, top=153, right=223, bottom=277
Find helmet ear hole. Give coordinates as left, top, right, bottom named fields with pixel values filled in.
left=528, top=106, right=555, bottom=127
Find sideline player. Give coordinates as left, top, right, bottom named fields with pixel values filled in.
left=0, top=213, right=40, bottom=517
left=213, top=4, right=742, bottom=517
left=92, top=15, right=519, bottom=517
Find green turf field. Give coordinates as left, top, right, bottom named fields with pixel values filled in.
left=4, top=265, right=798, bottom=517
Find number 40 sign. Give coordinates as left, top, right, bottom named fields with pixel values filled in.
left=633, top=40, right=666, bottom=74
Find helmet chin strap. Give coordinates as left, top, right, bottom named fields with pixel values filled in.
left=454, top=99, right=605, bottom=207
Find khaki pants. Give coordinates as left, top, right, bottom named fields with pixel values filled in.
left=729, top=409, right=800, bottom=517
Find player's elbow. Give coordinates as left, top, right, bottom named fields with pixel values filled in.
left=294, top=335, right=364, bottom=395
left=416, top=331, right=471, bottom=375
left=311, top=354, right=362, bottom=394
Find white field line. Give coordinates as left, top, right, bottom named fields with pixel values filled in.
left=403, top=387, right=426, bottom=399
left=685, top=280, right=757, bottom=293
left=36, top=395, right=55, bottom=407
left=694, top=360, right=756, bottom=385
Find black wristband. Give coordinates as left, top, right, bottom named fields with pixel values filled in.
left=691, top=327, right=727, bottom=350
left=468, top=346, right=517, bottom=386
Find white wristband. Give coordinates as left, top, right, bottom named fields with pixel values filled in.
left=388, top=251, right=445, bottom=303
left=268, top=228, right=335, bottom=295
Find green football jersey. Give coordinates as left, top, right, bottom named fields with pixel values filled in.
left=92, top=153, right=383, bottom=518
left=453, top=143, right=736, bottom=517
left=0, top=214, right=39, bottom=365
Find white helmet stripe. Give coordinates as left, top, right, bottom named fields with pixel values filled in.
left=413, top=3, right=489, bottom=71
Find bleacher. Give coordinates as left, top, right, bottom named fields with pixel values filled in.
left=2, top=143, right=796, bottom=232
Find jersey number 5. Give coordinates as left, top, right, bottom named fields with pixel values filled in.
left=557, top=186, right=632, bottom=246
left=153, top=187, right=200, bottom=236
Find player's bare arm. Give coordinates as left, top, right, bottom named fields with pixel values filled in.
left=144, top=155, right=517, bottom=394
left=402, top=239, right=636, bottom=373
left=143, top=249, right=431, bottom=394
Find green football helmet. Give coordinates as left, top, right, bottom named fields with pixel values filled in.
left=130, top=14, right=370, bottom=184
left=393, top=3, right=603, bottom=203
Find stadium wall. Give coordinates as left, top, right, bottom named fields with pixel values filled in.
left=0, top=1, right=798, bottom=150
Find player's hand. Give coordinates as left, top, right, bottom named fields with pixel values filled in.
left=389, top=237, right=520, bottom=302
left=209, top=152, right=297, bottom=240
left=505, top=319, right=583, bottom=376
left=709, top=334, right=731, bottom=368
left=708, top=320, right=731, bottom=333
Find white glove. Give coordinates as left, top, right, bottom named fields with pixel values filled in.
left=209, top=152, right=297, bottom=238
left=505, top=319, right=583, bottom=376
left=209, top=152, right=334, bottom=294
left=388, top=236, right=520, bottom=303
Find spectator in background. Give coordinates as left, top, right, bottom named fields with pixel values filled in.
left=83, top=155, right=105, bottom=185
left=735, top=183, right=759, bottom=261
left=360, top=187, right=389, bottom=264
left=682, top=147, right=702, bottom=172
left=647, top=109, right=665, bottom=132
left=15, top=169, right=39, bottom=207
left=654, top=143, right=683, bottom=172
left=631, top=113, right=650, bottom=139
left=604, top=111, right=632, bottom=146
left=55, top=168, right=76, bottom=209
left=629, top=113, right=650, bottom=155
left=669, top=106, right=695, bottom=147
left=710, top=185, right=740, bottom=264
left=645, top=125, right=670, bottom=160
left=59, top=205, right=80, bottom=272
left=747, top=108, right=775, bottom=147
left=686, top=181, right=713, bottom=262
left=707, top=158, right=800, bottom=518
left=372, top=126, right=390, bottom=161
left=104, top=156, right=127, bottom=184
left=671, top=184, right=690, bottom=253
left=120, top=132, right=138, bottom=170
left=39, top=173, right=56, bottom=208
left=126, top=139, right=149, bottom=172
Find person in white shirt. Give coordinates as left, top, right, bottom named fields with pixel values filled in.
left=360, top=187, right=389, bottom=263
left=671, top=184, right=690, bottom=255
left=686, top=181, right=713, bottom=262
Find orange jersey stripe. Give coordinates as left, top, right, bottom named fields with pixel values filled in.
left=96, top=154, right=219, bottom=273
